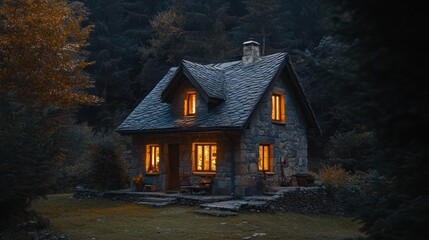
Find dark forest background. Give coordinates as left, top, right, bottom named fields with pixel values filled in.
left=1, top=0, right=427, bottom=239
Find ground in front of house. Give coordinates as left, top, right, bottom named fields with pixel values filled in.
left=32, top=194, right=363, bottom=240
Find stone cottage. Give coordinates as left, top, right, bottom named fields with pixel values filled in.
left=117, top=41, right=321, bottom=196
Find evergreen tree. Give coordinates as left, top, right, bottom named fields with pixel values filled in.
left=322, top=1, right=429, bottom=238
left=79, top=0, right=167, bottom=128
left=238, top=0, right=324, bottom=54
left=137, top=0, right=240, bottom=97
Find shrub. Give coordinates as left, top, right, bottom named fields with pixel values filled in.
left=87, top=131, right=129, bottom=190
left=319, top=165, right=348, bottom=186
left=53, top=124, right=93, bottom=192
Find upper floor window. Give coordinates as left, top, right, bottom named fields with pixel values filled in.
left=272, top=93, right=285, bottom=122
left=194, top=143, right=217, bottom=172
left=258, top=144, right=272, bottom=172
left=184, top=92, right=196, bottom=116
left=146, top=144, right=160, bottom=174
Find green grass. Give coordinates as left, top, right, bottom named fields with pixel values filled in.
left=32, top=194, right=363, bottom=240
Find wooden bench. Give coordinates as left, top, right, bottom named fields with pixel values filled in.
left=188, top=175, right=214, bottom=194
left=179, top=174, right=214, bottom=194
left=179, top=174, right=192, bottom=193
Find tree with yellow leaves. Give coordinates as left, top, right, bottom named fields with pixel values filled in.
left=0, top=0, right=100, bottom=108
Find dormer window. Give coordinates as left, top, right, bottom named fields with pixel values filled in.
left=272, top=93, right=285, bottom=122
left=184, top=92, right=196, bottom=116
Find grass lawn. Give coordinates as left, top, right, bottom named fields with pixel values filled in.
left=32, top=194, right=363, bottom=240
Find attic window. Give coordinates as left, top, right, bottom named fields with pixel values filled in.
left=184, top=92, right=196, bottom=116
left=272, top=93, right=285, bottom=122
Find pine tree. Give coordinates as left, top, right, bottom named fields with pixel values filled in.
left=137, top=0, right=240, bottom=97
left=322, top=1, right=429, bottom=238
left=79, top=0, right=167, bottom=128
left=237, top=0, right=324, bottom=54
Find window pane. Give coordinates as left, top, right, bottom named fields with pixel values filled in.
left=155, top=146, right=159, bottom=172
left=271, top=95, right=275, bottom=120
left=147, top=145, right=160, bottom=173
left=185, top=92, right=196, bottom=115
left=197, top=145, right=203, bottom=170
left=272, top=94, right=283, bottom=121
left=195, top=144, right=217, bottom=172
left=276, top=96, right=280, bottom=120
left=188, top=93, right=196, bottom=114
left=211, top=145, right=217, bottom=171
left=264, top=146, right=269, bottom=171
left=259, top=145, right=271, bottom=171
left=191, top=93, right=196, bottom=114
left=204, top=145, right=210, bottom=171
left=258, top=145, right=263, bottom=170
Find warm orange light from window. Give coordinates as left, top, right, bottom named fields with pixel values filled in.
left=185, top=92, right=196, bottom=116
left=146, top=145, right=160, bottom=173
left=195, top=144, right=216, bottom=172
left=258, top=145, right=270, bottom=171
left=272, top=94, right=281, bottom=121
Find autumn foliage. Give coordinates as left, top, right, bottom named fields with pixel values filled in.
left=319, top=165, right=348, bottom=186
left=0, top=0, right=100, bottom=108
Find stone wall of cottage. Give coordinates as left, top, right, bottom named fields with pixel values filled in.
left=236, top=74, right=308, bottom=196
left=130, top=132, right=239, bottom=195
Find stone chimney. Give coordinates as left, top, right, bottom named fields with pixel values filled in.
left=242, top=40, right=261, bottom=65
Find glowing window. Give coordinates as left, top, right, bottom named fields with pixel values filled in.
left=146, top=145, right=160, bottom=173
left=271, top=93, right=285, bottom=122
left=258, top=144, right=271, bottom=171
left=195, top=144, right=216, bottom=172
left=184, top=92, right=196, bottom=116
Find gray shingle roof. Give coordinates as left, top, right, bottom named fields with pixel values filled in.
left=182, top=60, right=225, bottom=100
left=117, top=52, right=321, bottom=134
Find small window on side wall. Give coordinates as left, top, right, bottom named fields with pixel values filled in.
left=271, top=93, right=285, bottom=122
left=258, top=144, right=272, bottom=172
left=146, top=145, right=160, bottom=174
left=184, top=92, right=196, bottom=116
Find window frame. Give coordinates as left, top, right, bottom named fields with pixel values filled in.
left=193, top=143, right=217, bottom=173
left=184, top=92, right=196, bottom=116
left=271, top=93, right=285, bottom=123
left=146, top=144, right=160, bottom=174
left=258, top=144, right=272, bottom=172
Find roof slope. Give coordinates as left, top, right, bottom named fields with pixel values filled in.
left=117, top=52, right=321, bottom=135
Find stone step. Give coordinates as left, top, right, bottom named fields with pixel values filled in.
left=136, top=201, right=175, bottom=208
left=200, top=200, right=249, bottom=212
left=263, top=191, right=277, bottom=196
left=246, top=200, right=269, bottom=208
left=243, top=195, right=273, bottom=202
left=194, top=209, right=238, bottom=217
left=136, top=197, right=176, bottom=203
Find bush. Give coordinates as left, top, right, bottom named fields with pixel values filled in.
left=87, top=131, right=129, bottom=190
left=326, top=128, right=376, bottom=171
left=53, top=124, right=93, bottom=192
left=319, top=165, right=348, bottom=186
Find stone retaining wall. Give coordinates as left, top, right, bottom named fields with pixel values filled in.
left=268, top=187, right=346, bottom=215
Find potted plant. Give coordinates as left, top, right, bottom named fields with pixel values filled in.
left=131, top=174, right=144, bottom=192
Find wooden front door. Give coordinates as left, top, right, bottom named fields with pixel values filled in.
left=166, top=144, right=180, bottom=190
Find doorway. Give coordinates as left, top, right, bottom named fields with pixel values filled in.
left=166, top=144, right=180, bottom=190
